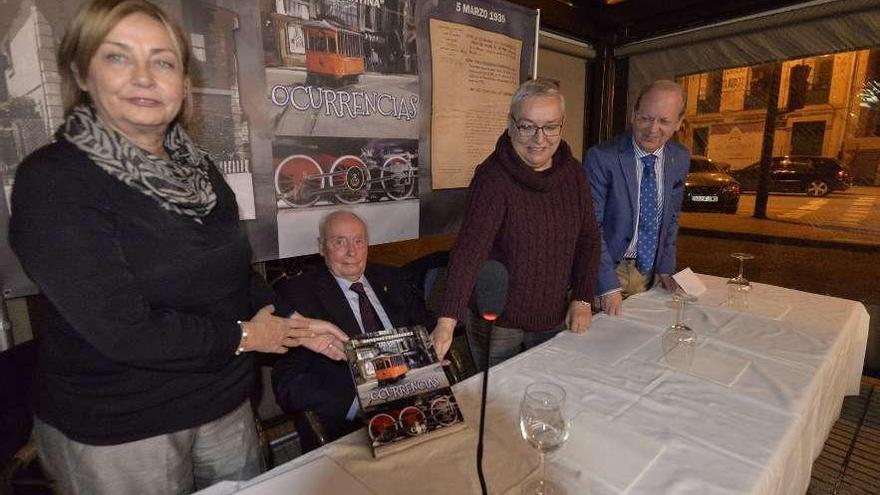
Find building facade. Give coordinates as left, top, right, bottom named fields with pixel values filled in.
left=679, top=48, right=880, bottom=184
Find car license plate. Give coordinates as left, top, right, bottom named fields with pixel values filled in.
left=691, top=195, right=718, bottom=202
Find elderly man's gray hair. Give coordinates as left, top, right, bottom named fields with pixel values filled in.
left=318, top=209, right=369, bottom=244
left=509, top=78, right=566, bottom=122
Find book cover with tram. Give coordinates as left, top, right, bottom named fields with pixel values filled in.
left=343, top=325, right=466, bottom=458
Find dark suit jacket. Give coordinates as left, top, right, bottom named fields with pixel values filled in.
left=271, top=263, right=434, bottom=443
left=585, top=133, right=690, bottom=294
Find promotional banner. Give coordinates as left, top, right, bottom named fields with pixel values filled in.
left=265, top=0, right=422, bottom=258
left=0, top=0, right=537, bottom=296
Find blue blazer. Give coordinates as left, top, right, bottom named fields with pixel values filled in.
left=585, top=133, right=690, bottom=295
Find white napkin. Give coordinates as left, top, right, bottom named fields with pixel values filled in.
left=661, top=345, right=751, bottom=388
left=553, top=317, right=659, bottom=366
left=720, top=295, right=791, bottom=320
left=691, top=348, right=751, bottom=387
left=672, top=267, right=707, bottom=297
left=556, top=412, right=665, bottom=493
left=236, top=456, right=373, bottom=495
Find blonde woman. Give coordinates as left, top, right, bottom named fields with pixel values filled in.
left=9, top=1, right=346, bottom=493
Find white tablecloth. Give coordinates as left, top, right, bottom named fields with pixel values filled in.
left=199, top=275, right=869, bottom=495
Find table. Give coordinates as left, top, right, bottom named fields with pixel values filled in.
left=199, top=275, right=868, bottom=495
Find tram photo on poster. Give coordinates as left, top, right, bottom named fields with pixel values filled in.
left=263, top=0, right=422, bottom=257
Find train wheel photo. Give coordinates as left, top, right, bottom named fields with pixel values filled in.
left=330, top=155, right=371, bottom=204
left=368, top=413, right=398, bottom=444
left=399, top=406, right=427, bottom=436
left=380, top=155, right=416, bottom=201
left=429, top=395, right=459, bottom=427
left=274, top=154, right=324, bottom=208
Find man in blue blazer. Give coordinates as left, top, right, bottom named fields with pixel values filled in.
left=586, top=80, right=690, bottom=315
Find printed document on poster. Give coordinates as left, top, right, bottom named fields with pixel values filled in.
left=430, top=18, right=521, bottom=190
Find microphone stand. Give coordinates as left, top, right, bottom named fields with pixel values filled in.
left=476, top=313, right=497, bottom=495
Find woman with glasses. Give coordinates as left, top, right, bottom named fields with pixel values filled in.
left=430, top=78, right=601, bottom=369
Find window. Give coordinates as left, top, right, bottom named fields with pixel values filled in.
left=791, top=121, right=826, bottom=155
left=286, top=23, right=304, bottom=54
left=696, top=71, right=722, bottom=114
left=693, top=127, right=709, bottom=156
left=745, top=65, right=774, bottom=110
left=805, top=56, right=834, bottom=105
left=317, top=0, right=358, bottom=29
left=327, top=36, right=337, bottom=54
left=191, top=33, right=206, bottom=63
left=278, top=0, right=310, bottom=19
left=689, top=158, right=715, bottom=172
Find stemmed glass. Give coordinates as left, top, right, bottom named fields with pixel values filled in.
left=520, top=382, right=570, bottom=495
left=727, top=252, right=755, bottom=310
left=662, top=290, right=697, bottom=369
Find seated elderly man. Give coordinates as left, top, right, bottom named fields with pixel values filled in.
left=272, top=210, right=433, bottom=452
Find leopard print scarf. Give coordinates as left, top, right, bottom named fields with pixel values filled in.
left=59, top=104, right=217, bottom=219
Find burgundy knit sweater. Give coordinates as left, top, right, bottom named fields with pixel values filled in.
left=438, top=132, right=600, bottom=332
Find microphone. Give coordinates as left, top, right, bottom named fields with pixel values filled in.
left=474, top=260, right=508, bottom=495
left=475, top=260, right=509, bottom=321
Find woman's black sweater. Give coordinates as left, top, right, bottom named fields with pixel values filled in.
left=10, top=138, right=276, bottom=445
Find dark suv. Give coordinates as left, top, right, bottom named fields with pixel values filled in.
left=683, top=156, right=741, bottom=213
left=730, top=156, right=852, bottom=197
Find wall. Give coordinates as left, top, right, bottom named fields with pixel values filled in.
left=538, top=47, right=587, bottom=159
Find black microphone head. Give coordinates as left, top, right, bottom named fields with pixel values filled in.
left=475, top=260, right=508, bottom=318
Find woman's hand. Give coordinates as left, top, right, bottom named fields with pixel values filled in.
left=241, top=305, right=348, bottom=360
left=565, top=300, right=592, bottom=333
left=430, top=317, right=458, bottom=361
left=289, top=313, right=349, bottom=361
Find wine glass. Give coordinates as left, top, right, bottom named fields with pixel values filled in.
left=727, top=252, right=755, bottom=310
left=520, top=382, right=570, bottom=495
left=662, top=290, right=697, bottom=369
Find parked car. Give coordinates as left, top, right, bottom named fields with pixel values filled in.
left=730, top=156, right=852, bottom=197
left=682, top=156, right=741, bottom=214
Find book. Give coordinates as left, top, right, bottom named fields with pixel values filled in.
left=343, top=324, right=467, bottom=457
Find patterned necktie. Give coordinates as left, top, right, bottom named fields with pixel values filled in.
left=349, top=282, right=383, bottom=334
left=636, top=154, right=659, bottom=275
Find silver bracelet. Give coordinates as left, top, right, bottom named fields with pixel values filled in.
left=234, top=321, right=248, bottom=356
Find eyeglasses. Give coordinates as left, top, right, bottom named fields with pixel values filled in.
left=513, top=121, right=563, bottom=138
left=633, top=113, right=679, bottom=128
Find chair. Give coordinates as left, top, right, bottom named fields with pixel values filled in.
left=400, top=250, right=449, bottom=313
left=401, top=251, right=477, bottom=383
left=0, top=340, right=53, bottom=494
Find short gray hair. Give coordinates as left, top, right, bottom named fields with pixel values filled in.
left=509, top=78, right=566, bottom=122
left=634, top=80, right=687, bottom=118
left=318, top=209, right=369, bottom=245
